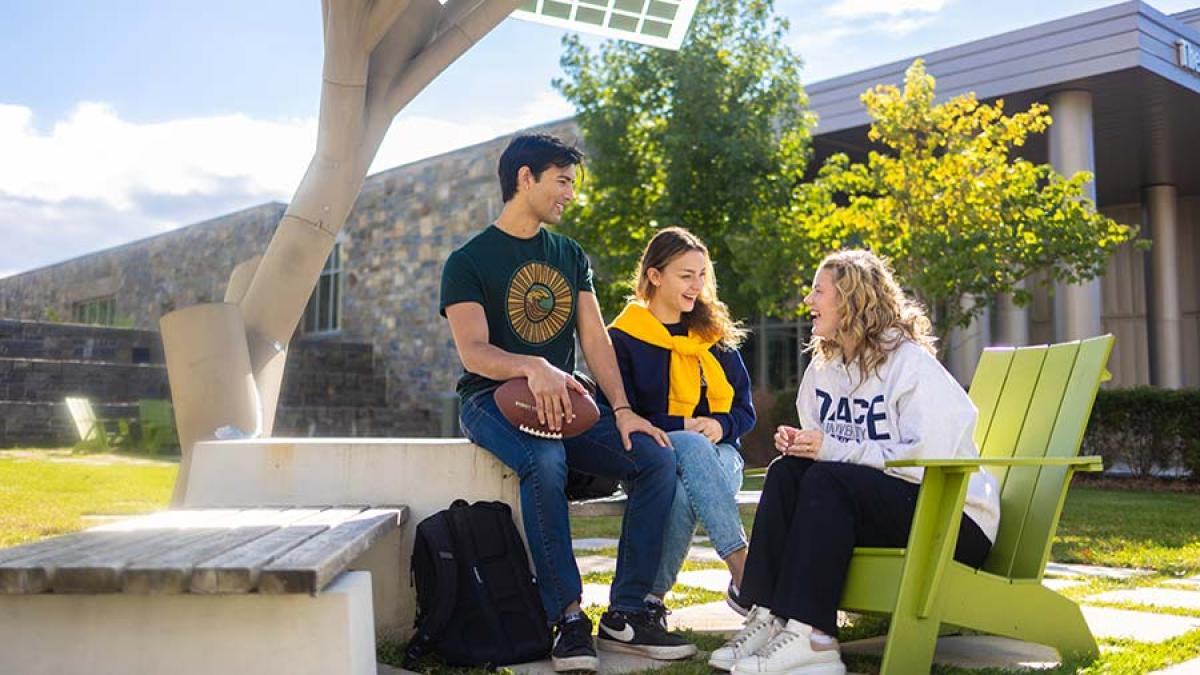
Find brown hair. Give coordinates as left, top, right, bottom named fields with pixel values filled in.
left=809, top=249, right=936, bottom=376
left=632, top=227, right=746, bottom=349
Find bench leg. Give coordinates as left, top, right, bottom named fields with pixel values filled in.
left=0, top=571, right=376, bottom=675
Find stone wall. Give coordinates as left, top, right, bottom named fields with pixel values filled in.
left=0, top=319, right=418, bottom=447
left=0, top=204, right=285, bottom=329
left=0, top=119, right=581, bottom=433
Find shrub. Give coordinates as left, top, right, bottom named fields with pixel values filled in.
left=1083, top=388, right=1198, bottom=478
left=748, top=386, right=1199, bottom=479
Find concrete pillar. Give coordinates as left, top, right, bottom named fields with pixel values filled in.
left=757, top=315, right=769, bottom=389
left=1145, top=184, right=1183, bottom=388
left=160, top=303, right=260, bottom=506
left=994, top=280, right=1030, bottom=347
left=948, top=297, right=991, bottom=385
left=1048, top=90, right=1104, bottom=341
left=796, top=314, right=810, bottom=385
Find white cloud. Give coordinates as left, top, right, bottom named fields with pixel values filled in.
left=0, top=103, right=315, bottom=211
left=370, top=90, right=575, bottom=174
left=0, top=91, right=575, bottom=277
left=788, top=0, right=949, bottom=75
left=825, top=0, right=949, bottom=19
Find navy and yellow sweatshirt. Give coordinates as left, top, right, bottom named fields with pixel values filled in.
left=605, top=322, right=756, bottom=446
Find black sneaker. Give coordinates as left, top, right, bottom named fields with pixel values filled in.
left=646, top=600, right=670, bottom=631
left=596, top=609, right=698, bottom=660
left=725, top=581, right=751, bottom=617
left=552, top=614, right=598, bottom=672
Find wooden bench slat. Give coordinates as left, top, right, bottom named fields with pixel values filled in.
left=0, top=509, right=185, bottom=567
left=0, top=510, right=246, bottom=594
left=189, top=507, right=369, bottom=594
left=122, top=526, right=282, bottom=594
left=49, top=509, right=247, bottom=594
left=124, top=508, right=333, bottom=593
left=258, top=507, right=406, bottom=595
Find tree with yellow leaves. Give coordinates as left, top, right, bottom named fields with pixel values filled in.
left=740, top=59, right=1137, bottom=346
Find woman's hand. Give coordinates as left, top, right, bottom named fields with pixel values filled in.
left=685, top=416, right=723, bottom=443
left=775, top=425, right=822, bottom=458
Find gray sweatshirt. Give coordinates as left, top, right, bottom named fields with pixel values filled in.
left=796, top=339, right=1001, bottom=542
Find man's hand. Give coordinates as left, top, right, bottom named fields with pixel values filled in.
left=615, top=408, right=670, bottom=450
left=524, top=359, right=588, bottom=433
left=685, top=416, right=723, bottom=444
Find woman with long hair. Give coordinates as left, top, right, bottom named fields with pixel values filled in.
left=710, top=249, right=1000, bottom=675
left=604, top=226, right=756, bottom=637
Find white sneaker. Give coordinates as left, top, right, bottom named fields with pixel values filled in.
left=731, top=619, right=846, bottom=675
left=708, top=606, right=779, bottom=671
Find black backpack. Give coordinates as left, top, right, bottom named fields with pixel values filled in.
left=404, top=500, right=552, bottom=669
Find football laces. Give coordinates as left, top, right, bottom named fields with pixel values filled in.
left=519, top=424, right=564, bottom=440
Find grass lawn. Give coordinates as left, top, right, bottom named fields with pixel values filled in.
left=541, top=478, right=1200, bottom=675
left=0, top=449, right=177, bottom=547
left=3, top=451, right=1196, bottom=673
left=1054, top=486, right=1200, bottom=575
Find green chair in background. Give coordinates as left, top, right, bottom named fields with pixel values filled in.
left=138, top=399, right=178, bottom=454
left=65, top=396, right=130, bottom=451
left=839, top=334, right=1114, bottom=674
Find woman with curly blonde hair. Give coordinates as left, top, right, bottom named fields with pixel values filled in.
left=605, top=226, right=756, bottom=636
left=710, top=250, right=1000, bottom=675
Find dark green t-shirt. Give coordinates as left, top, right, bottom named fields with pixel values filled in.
left=439, top=224, right=594, bottom=401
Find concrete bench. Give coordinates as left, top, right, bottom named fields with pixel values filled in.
left=569, top=489, right=763, bottom=517
left=0, top=506, right=406, bottom=675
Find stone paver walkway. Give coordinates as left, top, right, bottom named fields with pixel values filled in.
left=387, top=543, right=1200, bottom=673
left=591, top=543, right=1200, bottom=672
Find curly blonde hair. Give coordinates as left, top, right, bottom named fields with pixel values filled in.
left=633, top=227, right=747, bottom=349
left=809, top=249, right=936, bottom=376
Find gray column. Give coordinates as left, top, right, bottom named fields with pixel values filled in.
left=796, top=314, right=810, bottom=384
left=1048, top=90, right=1104, bottom=341
left=994, top=280, right=1030, bottom=347
left=757, top=315, right=769, bottom=389
left=1145, top=184, right=1183, bottom=388
left=948, top=297, right=991, bottom=385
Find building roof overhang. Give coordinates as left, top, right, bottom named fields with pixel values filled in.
left=807, top=1, right=1200, bottom=206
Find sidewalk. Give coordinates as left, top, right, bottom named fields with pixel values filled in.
left=560, top=539, right=1200, bottom=674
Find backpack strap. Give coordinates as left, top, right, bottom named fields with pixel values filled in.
left=404, top=514, right=460, bottom=669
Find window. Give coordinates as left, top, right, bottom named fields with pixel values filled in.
left=741, top=317, right=807, bottom=391
left=301, top=244, right=343, bottom=334
left=72, top=296, right=116, bottom=326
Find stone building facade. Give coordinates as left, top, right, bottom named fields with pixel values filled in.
left=0, top=120, right=580, bottom=438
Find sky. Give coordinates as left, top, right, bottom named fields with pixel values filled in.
left=1, top=0, right=1196, bottom=278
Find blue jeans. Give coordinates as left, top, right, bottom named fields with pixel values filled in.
left=652, top=430, right=746, bottom=595
left=459, top=391, right=677, bottom=620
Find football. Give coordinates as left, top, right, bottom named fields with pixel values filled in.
left=493, top=377, right=600, bottom=440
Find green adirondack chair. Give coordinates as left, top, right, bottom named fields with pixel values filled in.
left=839, top=334, right=1114, bottom=674
left=138, top=399, right=179, bottom=454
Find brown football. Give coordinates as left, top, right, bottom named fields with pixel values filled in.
left=493, top=377, right=600, bottom=440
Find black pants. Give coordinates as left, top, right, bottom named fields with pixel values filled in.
left=739, top=457, right=993, bottom=637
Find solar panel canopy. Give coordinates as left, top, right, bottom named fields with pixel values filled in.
left=511, top=0, right=699, bottom=50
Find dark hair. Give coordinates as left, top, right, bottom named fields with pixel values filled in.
left=498, top=134, right=585, bottom=202
left=633, top=227, right=747, bottom=349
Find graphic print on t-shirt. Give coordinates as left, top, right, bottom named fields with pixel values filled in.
left=507, top=261, right=574, bottom=344
left=815, top=388, right=891, bottom=443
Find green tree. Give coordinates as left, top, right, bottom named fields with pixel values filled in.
left=554, top=0, right=814, bottom=316
left=744, top=59, right=1138, bottom=343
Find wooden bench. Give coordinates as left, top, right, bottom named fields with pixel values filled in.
left=0, top=506, right=406, bottom=675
